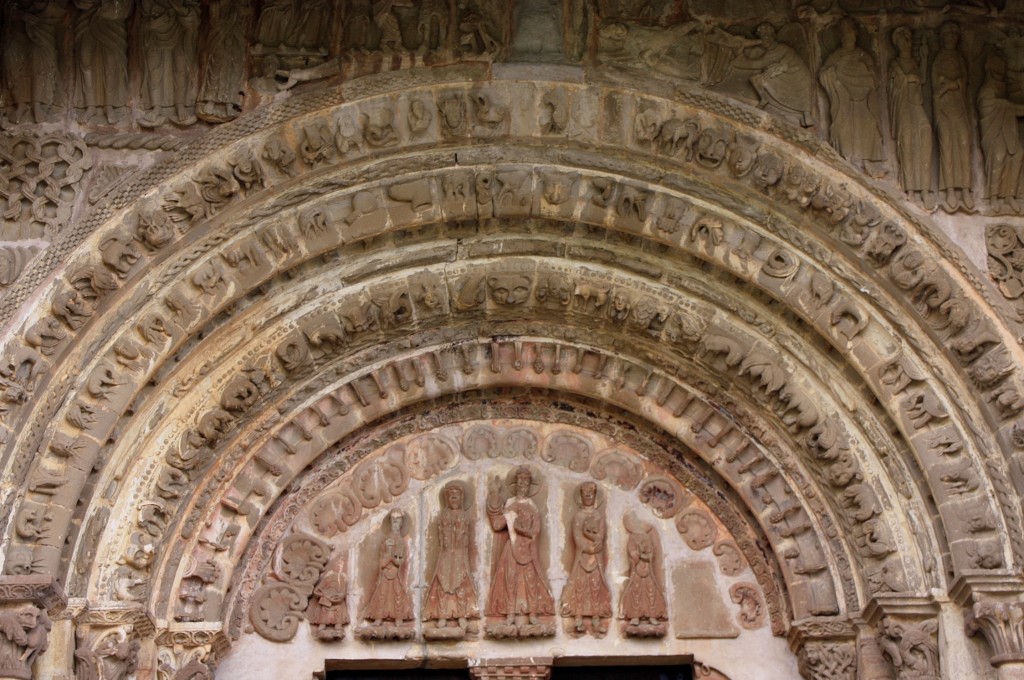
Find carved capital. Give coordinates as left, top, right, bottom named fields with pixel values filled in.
left=155, top=622, right=229, bottom=680
left=0, top=576, right=65, bottom=680
left=469, top=658, right=552, bottom=680
left=789, top=618, right=857, bottom=680
left=797, top=641, right=856, bottom=680
left=967, top=599, right=1024, bottom=667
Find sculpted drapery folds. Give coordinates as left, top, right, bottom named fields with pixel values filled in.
left=931, top=22, right=975, bottom=213
left=1, top=0, right=62, bottom=124
left=485, top=465, right=555, bottom=637
left=73, top=0, right=130, bottom=124
left=888, top=26, right=935, bottom=209
left=359, top=509, right=414, bottom=637
left=139, top=0, right=200, bottom=127
left=977, top=54, right=1024, bottom=214
left=820, top=18, right=886, bottom=177
left=560, top=481, right=612, bottom=636
left=306, top=550, right=349, bottom=641
left=197, top=0, right=248, bottom=123
left=620, top=513, right=667, bottom=637
left=423, top=481, right=479, bottom=638
left=730, top=22, right=815, bottom=128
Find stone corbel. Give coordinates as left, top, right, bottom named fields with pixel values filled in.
left=788, top=617, right=857, bottom=680
left=863, top=596, right=941, bottom=680
left=953, top=571, right=1024, bottom=679
left=154, top=623, right=228, bottom=680
left=0, top=576, right=66, bottom=680
left=469, top=658, right=553, bottom=680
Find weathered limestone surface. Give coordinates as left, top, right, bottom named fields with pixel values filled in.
left=0, top=2, right=1023, bottom=679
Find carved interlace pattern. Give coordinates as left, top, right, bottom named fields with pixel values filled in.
left=0, top=135, right=90, bottom=241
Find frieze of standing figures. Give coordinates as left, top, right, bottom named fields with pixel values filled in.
left=241, top=434, right=772, bottom=645
left=1, top=3, right=1023, bottom=220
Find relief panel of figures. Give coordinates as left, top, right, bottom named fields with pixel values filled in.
left=242, top=423, right=768, bottom=647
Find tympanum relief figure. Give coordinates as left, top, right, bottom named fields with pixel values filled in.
left=423, top=481, right=479, bottom=640
left=620, top=513, right=667, bottom=637
left=307, top=549, right=350, bottom=641
left=358, top=508, right=415, bottom=640
left=485, top=465, right=556, bottom=638
left=561, top=481, right=612, bottom=636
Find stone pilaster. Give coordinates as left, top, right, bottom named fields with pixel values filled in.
left=0, top=576, right=65, bottom=680
left=469, top=658, right=552, bottom=680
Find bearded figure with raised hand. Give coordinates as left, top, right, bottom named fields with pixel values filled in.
left=485, top=465, right=555, bottom=638
left=423, top=481, right=479, bottom=640
left=358, top=508, right=414, bottom=640
left=620, top=512, right=667, bottom=637
left=561, top=481, right=612, bottom=636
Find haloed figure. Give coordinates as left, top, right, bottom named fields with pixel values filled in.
left=423, top=481, right=478, bottom=634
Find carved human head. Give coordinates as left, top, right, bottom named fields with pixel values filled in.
left=443, top=481, right=465, bottom=509
left=755, top=23, right=777, bottom=45
left=389, top=508, right=404, bottom=532
left=579, top=481, right=598, bottom=507
left=939, top=23, right=960, bottom=49
left=891, top=26, right=912, bottom=54
left=839, top=18, right=857, bottom=48
left=512, top=465, right=534, bottom=497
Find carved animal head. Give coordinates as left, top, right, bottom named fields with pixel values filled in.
left=487, top=273, right=532, bottom=305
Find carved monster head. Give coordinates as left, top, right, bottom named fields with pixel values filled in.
left=487, top=273, right=532, bottom=306
left=695, top=128, right=728, bottom=168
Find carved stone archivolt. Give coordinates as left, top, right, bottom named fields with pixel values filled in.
left=0, top=9, right=1022, bottom=677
